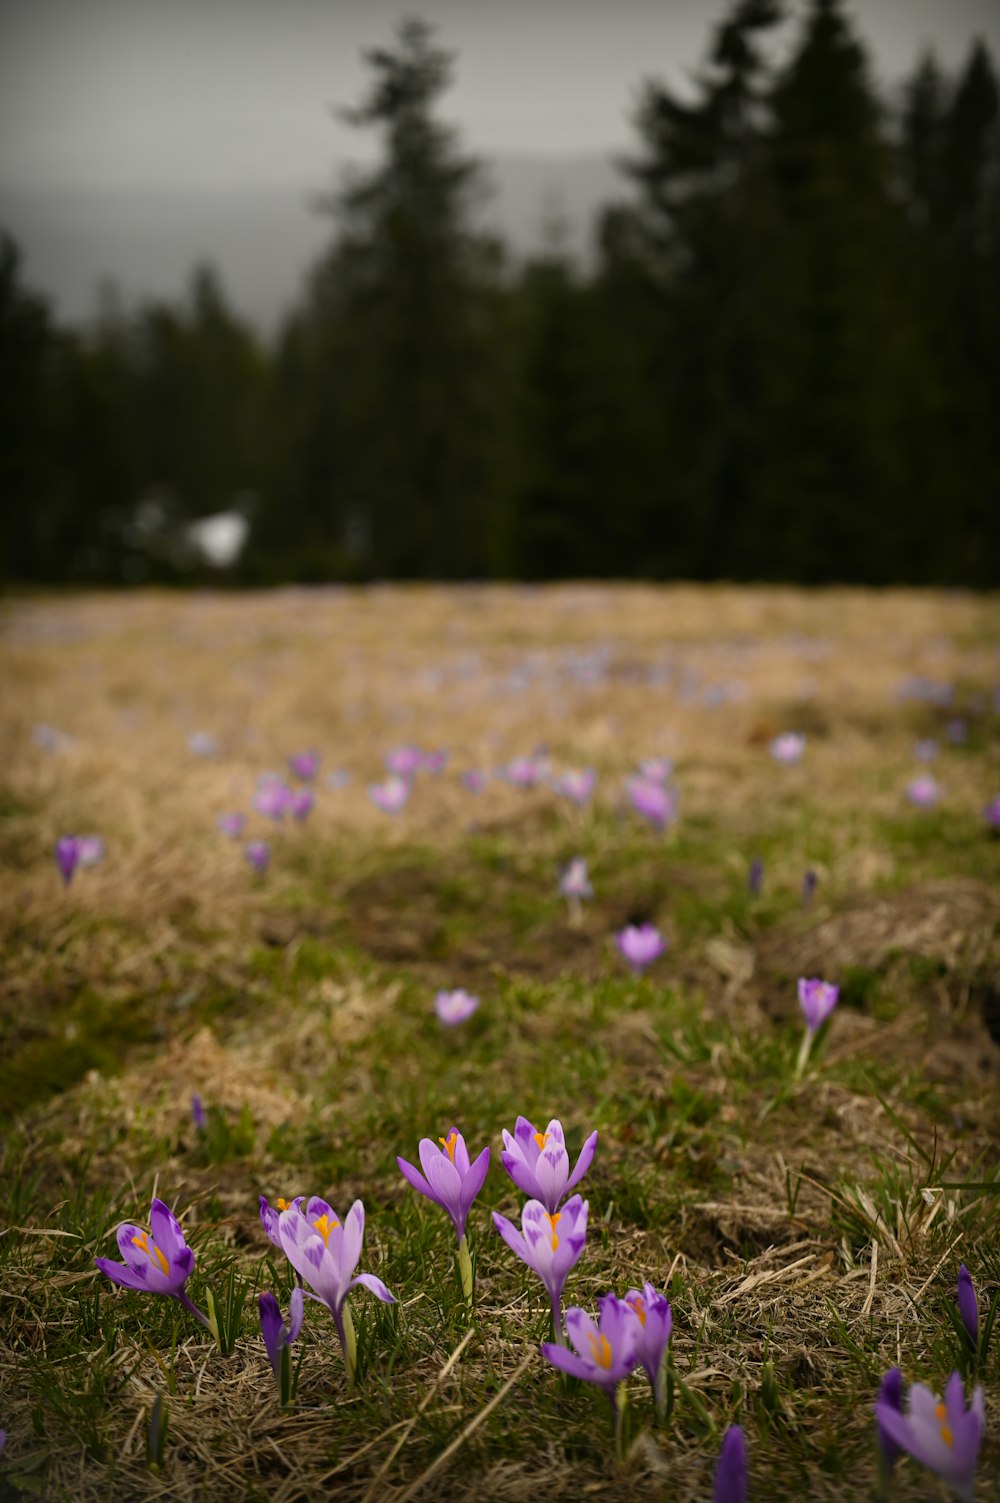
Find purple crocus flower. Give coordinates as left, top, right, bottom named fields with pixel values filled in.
left=55, top=837, right=80, bottom=886
left=385, top=745, right=424, bottom=778
left=623, top=1282, right=672, bottom=1417
left=876, top=1366, right=904, bottom=1473
left=541, top=1293, right=638, bottom=1403
left=435, top=989, right=479, bottom=1026
left=462, top=770, right=486, bottom=793
left=627, top=777, right=677, bottom=831
left=254, top=776, right=295, bottom=821
left=714, top=1425, right=748, bottom=1503
left=802, top=869, right=818, bottom=908
left=505, top=755, right=545, bottom=789
left=797, top=977, right=839, bottom=1033
left=748, top=856, right=764, bottom=896
left=290, top=789, right=315, bottom=822
left=984, top=795, right=1000, bottom=833
left=369, top=774, right=410, bottom=815
left=259, top=1194, right=302, bottom=1250
left=259, top=1286, right=304, bottom=1391
left=616, top=923, right=667, bottom=975
left=957, top=1265, right=979, bottom=1348
left=493, top=1195, right=588, bottom=1337
left=217, top=812, right=246, bottom=839
left=770, top=732, right=805, bottom=765
left=276, top=1197, right=395, bottom=1385
left=500, top=1116, right=597, bottom=1213
left=191, top=1093, right=206, bottom=1131
left=873, top=1371, right=984, bottom=1503
left=95, top=1198, right=211, bottom=1332
left=397, top=1128, right=491, bottom=1245
left=638, top=757, right=674, bottom=784
left=907, top=774, right=939, bottom=808
left=554, top=768, right=596, bottom=805
left=77, top=835, right=105, bottom=868
left=245, top=840, right=269, bottom=874
left=421, top=749, right=448, bottom=775
left=559, top=857, right=593, bottom=901
left=288, top=751, right=320, bottom=781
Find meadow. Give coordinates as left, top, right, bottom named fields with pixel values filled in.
left=0, top=584, right=998, bottom=1502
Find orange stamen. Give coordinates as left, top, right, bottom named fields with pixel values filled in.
left=543, top=1210, right=561, bottom=1250
left=131, top=1231, right=169, bottom=1276
left=627, top=1295, right=647, bottom=1327
left=587, top=1333, right=613, bottom=1370
left=940, top=1426, right=954, bottom=1449
left=439, top=1131, right=458, bottom=1162
left=312, top=1213, right=339, bottom=1245
left=935, top=1403, right=947, bottom=1421
left=533, top=1131, right=550, bottom=1151
left=277, top=1198, right=292, bottom=1211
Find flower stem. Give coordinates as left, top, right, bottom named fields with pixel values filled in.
left=549, top=1293, right=566, bottom=1347
left=794, top=1026, right=813, bottom=1081
left=339, top=1300, right=358, bottom=1388
left=179, top=1290, right=215, bottom=1340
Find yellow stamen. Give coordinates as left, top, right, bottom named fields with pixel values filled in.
left=587, top=1333, right=613, bottom=1370
left=627, top=1295, right=647, bottom=1327
left=533, top=1131, right=550, bottom=1151
left=543, top=1210, right=561, bottom=1251
left=131, top=1231, right=169, bottom=1276
left=935, top=1403, right=947, bottom=1421
left=940, top=1426, right=954, bottom=1449
left=439, top=1131, right=458, bottom=1162
left=276, top=1198, right=292, bottom=1211
left=312, top=1213, right=339, bottom=1245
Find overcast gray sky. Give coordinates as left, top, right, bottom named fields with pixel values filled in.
left=2, top=0, right=998, bottom=189
left=1, top=1, right=998, bottom=327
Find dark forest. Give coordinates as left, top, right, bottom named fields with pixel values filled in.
left=2, top=0, right=999, bottom=587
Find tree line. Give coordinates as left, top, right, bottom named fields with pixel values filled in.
left=2, top=0, right=999, bottom=587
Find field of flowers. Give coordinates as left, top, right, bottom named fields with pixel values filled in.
left=1, top=584, right=998, bottom=1501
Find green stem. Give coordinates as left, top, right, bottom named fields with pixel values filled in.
left=794, top=1026, right=813, bottom=1081
left=457, top=1235, right=474, bottom=1304
left=341, top=1300, right=357, bottom=1389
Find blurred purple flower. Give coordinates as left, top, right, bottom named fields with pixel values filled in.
left=797, top=977, right=839, bottom=1033
left=873, top=1370, right=984, bottom=1503
left=500, top=1116, right=597, bottom=1213
left=385, top=745, right=424, bottom=778
left=288, top=751, right=320, bottom=781
left=627, top=777, right=677, bottom=831
left=55, top=837, right=79, bottom=886
left=505, top=755, right=545, bottom=788
left=748, top=856, right=764, bottom=896
left=802, top=869, right=818, bottom=908
left=245, top=840, right=269, bottom=874
left=369, top=774, right=410, bottom=814
left=914, top=739, right=939, bottom=762
left=559, top=857, right=593, bottom=901
left=554, top=768, right=596, bottom=805
left=435, top=989, right=479, bottom=1026
left=616, top=923, right=667, bottom=975
left=638, top=757, right=674, bottom=784
left=217, top=812, right=246, bottom=839
left=984, top=795, right=1000, bottom=832
left=290, top=789, right=315, bottom=822
left=259, top=1286, right=304, bottom=1381
left=421, top=749, right=448, bottom=775
left=95, top=1198, right=211, bottom=1331
left=714, top=1425, right=748, bottom=1503
left=187, top=731, right=218, bottom=757
left=191, top=1093, right=206, bottom=1131
left=957, top=1264, right=979, bottom=1348
left=541, top=1293, right=638, bottom=1401
left=276, top=1197, right=395, bottom=1384
left=876, top=1366, right=904, bottom=1473
left=623, top=1282, right=672, bottom=1416
left=259, top=1194, right=301, bottom=1250
left=461, top=769, right=486, bottom=792
left=770, top=732, right=805, bottom=765
left=907, top=774, right=939, bottom=808
left=254, top=776, right=295, bottom=821
left=397, top=1127, right=490, bottom=1244
left=493, top=1195, right=588, bottom=1335
left=77, top=834, right=105, bottom=868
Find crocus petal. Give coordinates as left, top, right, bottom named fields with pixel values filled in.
left=424, top=1150, right=462, bottom=1208
left=288, top=1284, right=305, bottom=1342
left=348, top=1272, right=396, bottom=1304
left=397, top=1156, right=435, bottom=1203
left=714, top=1425, right=748, bottom=1503
left=259, top=1292, right=283, bottom=1374
left=149, top=1200, right=184, bottom=1263
left=459, top=1146, right=491, bottom=1216
left=957, top=1265, right=978, bottom=1346
left=500, top=1153, right=543, bottom=1202
left=492, top=1211, right=528, bottom=1263
left=563, top=1129, right=598, bottom=1197
left=540, top=1341, right=595, bottom=1382
left=95, top=1256, right=149, bottom=1291
left=451, top=1129, right=471, bottom=1178
left=116, top=1223, right=145, bottom=1266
